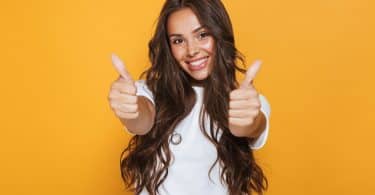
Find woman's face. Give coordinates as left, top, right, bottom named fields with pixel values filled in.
left=167, top=8, right=215, bottom=81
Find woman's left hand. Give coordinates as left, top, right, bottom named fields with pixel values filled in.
left=228, top=60, right=263, bottom=138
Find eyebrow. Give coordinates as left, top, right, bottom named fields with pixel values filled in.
left=168, top=26, right=206, bottom=38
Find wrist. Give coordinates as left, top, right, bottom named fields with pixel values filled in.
left=247, top=111, right=266, bottom=138
left=229, top=111, right=266, bottom=138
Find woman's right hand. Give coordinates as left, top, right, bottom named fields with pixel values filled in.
left=108, top=54, right=139, bottom=119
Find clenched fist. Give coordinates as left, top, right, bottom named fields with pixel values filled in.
left=228, top=60, right=264, bottom=138
left=108, top=53, right=139, bottom=119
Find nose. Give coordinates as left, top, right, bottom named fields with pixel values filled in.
left=187, top=42, right=199, bottom=57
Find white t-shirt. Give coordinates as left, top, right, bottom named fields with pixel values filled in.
left=132, top=80, right=270, bottom=195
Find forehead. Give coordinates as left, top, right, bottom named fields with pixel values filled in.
left=167, top=8, right=203, bottom=35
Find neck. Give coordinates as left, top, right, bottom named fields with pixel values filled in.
left=189, top=77, right=208, bottom=87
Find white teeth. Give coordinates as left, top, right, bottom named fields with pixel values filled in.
left=189, top=57, right=207, bottom=66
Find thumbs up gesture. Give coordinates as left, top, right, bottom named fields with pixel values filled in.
left=228, top=60, right=263, bottom=138
left=108, top=53, right=139, bottom=119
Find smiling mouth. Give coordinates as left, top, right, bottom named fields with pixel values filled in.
left=186, top=56, right=209, bottom=70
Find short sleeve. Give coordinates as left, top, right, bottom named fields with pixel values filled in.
left=135, top=80, right=155, bottom=105
left=123, top=80, right=155, bottom=135
left=250, top=94, right=271, bottom=150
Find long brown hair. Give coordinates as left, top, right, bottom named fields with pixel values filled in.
left=120, top=0, right=268, bottom=194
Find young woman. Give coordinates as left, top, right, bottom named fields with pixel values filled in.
left=108, top=0, right=271, bottom=194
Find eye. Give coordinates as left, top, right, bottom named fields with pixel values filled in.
left=198, top=31, right=210, bottom=39
left=171, top=38, right=184, bottom=45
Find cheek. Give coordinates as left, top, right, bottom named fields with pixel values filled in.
left=171, top=46, right=184, bottom=61
left=201, top=38, right=215, bottom=54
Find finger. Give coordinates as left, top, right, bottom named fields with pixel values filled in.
left=117, top=103, right=139, bottom=113
left=111, top=82, right=137, bottom=95
left=229, top=117, right=254, bottom=126
left=229, top=109, right=248, bottom=118
left=232, top=98, right=261, bottom=109
left=241, top=60, right=262, bottom=88
left=115, top=110, right=139, bottom=119
left=229, top=109, right=259, bottom=118
left=111, top=53, right=133, bottom=82
left=110, top=101, right=136, bottom=111
left=229, top=100, right=253, bottom=109
left=108, top=92, right=138, bottom=104
left=230, top=89, right=258, bottom=100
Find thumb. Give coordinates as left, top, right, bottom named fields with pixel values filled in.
left=111, top=53, right=133, bottom=82
left=240, top=60, right=262, bottom=88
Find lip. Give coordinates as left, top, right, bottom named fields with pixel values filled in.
left=186, top=56, right=209, bottom=71
left=185, top=56, right=208, bottom=64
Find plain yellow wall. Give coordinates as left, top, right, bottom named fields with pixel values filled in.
left=1, top=0, right=374, bottom=194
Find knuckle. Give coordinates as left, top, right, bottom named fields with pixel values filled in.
left=228, top=109, right=232, bottom=115
left=229, top=90, right=235, bottom=96
left=230, top=90, right=239, bottom=99
left=114, top=110, right=123, bottom=117
left=111, top=82, right=121, bottom=89
left=229, top=101, right=234, bottom=109
left=228, top=117, right=232, bottom=123
left=108, top=91, right=116, bottom=100
left=110, top=102, right=117, bottom=108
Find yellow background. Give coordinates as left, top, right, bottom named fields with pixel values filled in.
left=1, top=0, right=374, bottom=194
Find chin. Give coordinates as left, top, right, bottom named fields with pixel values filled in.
left=188, top=68, right=213, bottom=81
left=187, top=70, right=210, bottom=81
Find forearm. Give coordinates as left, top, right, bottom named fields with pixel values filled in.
left=119, top=96, right=155, bottom=135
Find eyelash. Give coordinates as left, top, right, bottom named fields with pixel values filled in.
left=171, top=31, right=210, bottom=45
left=198, top=32, right=209, bottom=39
left=172, top=39, right=184, bottom=44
